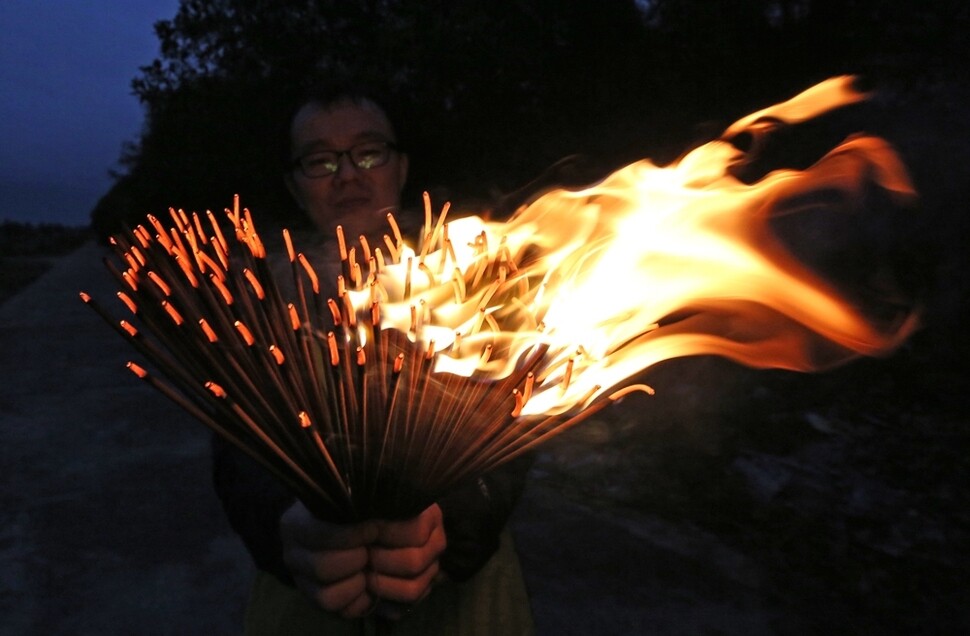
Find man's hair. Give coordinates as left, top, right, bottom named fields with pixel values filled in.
left=279, top=82, right=405, bottom=171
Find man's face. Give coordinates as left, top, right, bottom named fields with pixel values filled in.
left=286, top=99, right=408, bottom=239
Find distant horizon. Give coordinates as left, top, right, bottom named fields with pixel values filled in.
left=0, top=176, right=108, bottom=228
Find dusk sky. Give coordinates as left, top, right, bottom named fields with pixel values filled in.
left=0, top=0, right=180, bottom=227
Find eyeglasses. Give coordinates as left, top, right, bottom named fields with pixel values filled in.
left=292, top=141, right=398, bottom=178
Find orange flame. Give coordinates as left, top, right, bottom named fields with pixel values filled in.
left=357, top=76, right=917, bottom=416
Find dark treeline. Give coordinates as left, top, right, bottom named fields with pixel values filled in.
left=90, top=0, right=969, bottom=239
left=0, top=221, right=91, bottom=257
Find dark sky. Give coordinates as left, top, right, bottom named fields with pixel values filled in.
left=0, top=0, right=179, bottom=227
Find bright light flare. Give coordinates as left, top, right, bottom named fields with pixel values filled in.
left=373, top=76, right=918, bottom=415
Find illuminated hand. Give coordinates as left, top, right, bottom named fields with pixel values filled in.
left=368, top=503, right=448, bottom=619
left=281, top=502, right=379, bottom=618
left=280, top=502, right=447, bottom=620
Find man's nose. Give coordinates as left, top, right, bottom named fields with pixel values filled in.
left=332, top=154, right=361, bottom=182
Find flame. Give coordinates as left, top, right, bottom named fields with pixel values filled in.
left=84, top=76, right=920, bottom=520
left=363, top=76, right=918, bottom=416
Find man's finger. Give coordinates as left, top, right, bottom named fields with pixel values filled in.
left=284, top=545, right=369, bottom=583
left=375, top=504, right=442, bottom=547
left=367, top=560, right=439, bottom=604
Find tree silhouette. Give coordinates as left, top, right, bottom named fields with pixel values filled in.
left=91, top=0, right=965, bottom=238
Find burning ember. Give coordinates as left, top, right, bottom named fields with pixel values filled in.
left=82, top=76, right=917, bottom=521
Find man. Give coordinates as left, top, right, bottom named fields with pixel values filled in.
left=285, top=93, right=409, bottom=240
left=213, top=88, right=535, bottom=634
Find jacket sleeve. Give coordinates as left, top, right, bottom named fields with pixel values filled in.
left=436, top=451, right=535, bottom=582
left=211, top=431, right=533, bottom=585
left=211, top=433, right=296, bottom=583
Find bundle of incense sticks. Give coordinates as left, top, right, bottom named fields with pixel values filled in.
left=81, top=196, right=640, bottom=521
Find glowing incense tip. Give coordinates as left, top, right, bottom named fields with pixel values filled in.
left=283, top=229, right=296, bottom=262
left=352, top=260, right=362, bottom=289
left=161, top=301, right=184, bottom=325
left=206, top=381, right=227, bottom=398
left=383, top=234, right=400, bottom=262
left=126, top=361, right=148, bottom=378
left=192, top=213, right=208, bottom=245
left=481, top=344, right=493, bottom=364
left=117, top=291, right=137, bottom=314
left=561, top=358, right=574, bottom=392
left=148, top=271, right=172, bottom=297
left=232, top=194, right=241, bottom=224
left=122, top=271, right=138, bottom=291
left=367, top=256, right=377, bottom=284
left=523, top=372, right=535, bottom=404
left=234, top=320, right=255, bottom=346
left=298, top=411, right=312, bottom=428
left=208, top=210, right=228, bottom=256
left=174, top=207, right=190, bottom=230
left=79, top=291, right=92, bottom=303
left=371, top=301, right=380, bottom=326
left=197, top=251, right=225, bottom=281
left=213, top=236, right=229, bottom=270
left=199, top=318, right=218, bottom=343
left=326, top=298, right=342, bottom=326
left=445, top=239, right=458, bottom=274
left=327, top=332, right=339, bottom=366
left=387, top=212, right=403, bottom=247
left=298, top=253, right=319, bottom=294
left=422, top=191, right=432, bottom=243
left=359, top=235, right=372, bottom=264
left=183, top=223, right=198, bottom=253
left=243, top=268, right=265, bottom=300
left=419, top=262, right=436, bottom=287
left=453, top=331, right=462, bottom=355
left=134, top=225, right=152, bottom=248
left=356, top=347, right=366, bottom=366
left=511, top=389, right=524, bottom=418
left=405, top=257, right=413, bottom=300
left=124, top=252, right=141, bottom=273
left=174, top=254, right=200, bottom=288
left=131, top=245, right=147, bottom=267
left=342, top=293, right=357, bottom=328
left=336, top=226, right=348, bottom=261
left=249, top=227, right=266, bottom=259
left=147, top=214, right=166, bottom=237
left=609, top=384, right=656, bottom=400
left=287, top=303, right=300, bottom=330
left=120, top=320, right=138, bottom=337
left=169, top=228, right=188, bottom=258
left=269, top=345, right=285, bottom=365
left=393, top=352, right=405, bottom=373
left=211, top=274, right=234, bottom=305
left=425, top=340, right=436, bottom=360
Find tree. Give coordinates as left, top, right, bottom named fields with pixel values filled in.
left=92, top=0, right=964, bottom=237
left=92, top=0, right=664, bottom=236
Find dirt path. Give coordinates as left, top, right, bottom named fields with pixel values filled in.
left=1, top=242, right=253, bottom=635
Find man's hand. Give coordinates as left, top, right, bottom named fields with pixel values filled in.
left=281, top=503, right=379, bottom=618
left=280, top=502, right=447, bottom=620
left=368, top=504, right=447, bottom=618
